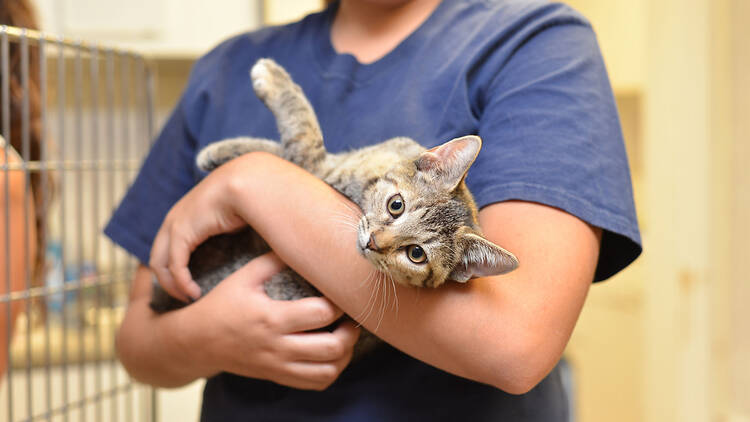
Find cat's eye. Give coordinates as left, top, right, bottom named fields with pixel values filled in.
left=387, top=194, right=405, bottom=217
left=406, top=245, right=427, bottom=264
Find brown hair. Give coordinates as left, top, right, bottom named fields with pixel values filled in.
left=0, top=0, right=47, bottom=283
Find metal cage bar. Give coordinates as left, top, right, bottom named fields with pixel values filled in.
left=0, top=25, right=155, bottom=422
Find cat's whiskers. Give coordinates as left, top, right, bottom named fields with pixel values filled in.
left=336, top=199, right=362, bottom=218
left=355, top=271, right=383, bottom=329
left=387, top=272, right=399, bottom=315
left=370, top=273, right=386, bottom=331
left=374, top=272, right=398, bottom=329
left=329, top=218, right=359, bottom=232
left=328, top=212, right=360, bottom=233
left=330, top=208, right=358, bottom=219
left=373, top=262, right=399, bottom=332
left=357, top=269, right=377, bottom=290
left=374, top=272, right=387, bottom=333
left=330, top=209, right=358, bottom=221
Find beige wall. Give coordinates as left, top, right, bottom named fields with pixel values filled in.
left=565, top=1, right=749, bottom=421
left=728, top=0, right=750, bottom=417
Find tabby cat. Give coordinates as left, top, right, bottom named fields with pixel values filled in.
left=150, top=59, right=518, bottom=353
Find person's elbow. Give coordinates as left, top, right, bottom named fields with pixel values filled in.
left=481, top=329, right=564, bottom=395
left=115, top=314, right=158, bottom=386
left=115, top=304, right=195, bottom=389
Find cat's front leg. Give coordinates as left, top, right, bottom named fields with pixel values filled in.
left=196, top=137, right=282, bottom=171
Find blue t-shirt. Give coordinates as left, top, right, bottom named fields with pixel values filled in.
left=105, top=0, right=642, bottom=420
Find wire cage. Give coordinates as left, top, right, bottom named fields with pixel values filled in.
left=0, top=25, right=155, bottom=422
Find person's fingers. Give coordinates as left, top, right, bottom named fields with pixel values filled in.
left=281, top=322, right=360, bottom=362
left=280, top=361, right=348, bottom=391
left=268, top=368, right=336, bottom=391
left=149, top=222, right=191, bottom=303
left=149, top=223, right=170, bottom=280
left=281, top=333, right=345, bottom=362
left=285, top=328, right=358, bottom=391
left=333, top=319, right=361, bottom=348
left=273, top=296, right=345, bottom=333
left=166, top=223, right=201, bottom=300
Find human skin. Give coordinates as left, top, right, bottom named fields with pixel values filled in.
left=0, top=147, right=37, bottom=376
left=330, top=0, right=442, bottom=63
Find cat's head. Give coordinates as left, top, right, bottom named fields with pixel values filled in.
left=356, top=135, right=518, bottom=288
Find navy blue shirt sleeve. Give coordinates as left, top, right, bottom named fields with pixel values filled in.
left=104, top=102, right=199, bottom=264
left=467, top=20, right=641, bottom=281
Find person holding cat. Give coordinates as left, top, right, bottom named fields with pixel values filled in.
left=106, top=0, right=642, bottom=421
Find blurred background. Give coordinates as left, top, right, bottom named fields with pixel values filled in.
left=1, top=0, right=748, bottom=421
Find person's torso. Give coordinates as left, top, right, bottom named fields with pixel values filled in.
left=183, top=1, right=586, bottom=420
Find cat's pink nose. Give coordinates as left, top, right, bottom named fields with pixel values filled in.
left=366, top=234, right=381, bottom=252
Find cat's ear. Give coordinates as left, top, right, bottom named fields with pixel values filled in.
left=449, top=233, right=518, bottom=283
left=415, top=135, right=482, bottom=190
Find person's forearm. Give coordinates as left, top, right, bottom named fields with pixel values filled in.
left=116, top=267, right=217, bottom=387
left=226, top=152, right=596, bottom=393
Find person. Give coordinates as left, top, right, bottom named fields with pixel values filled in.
left=106, top=0, right=642, bottom=420
left=0, top=0, right=45, bottom=377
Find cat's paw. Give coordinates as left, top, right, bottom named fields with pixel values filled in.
left=250, top=58, right=293, bottom=103
left=196, top=143, right=222, bottom=172
left=196, top=138, right=245, bottom=171
left=196, top=138, right=283, bottom=171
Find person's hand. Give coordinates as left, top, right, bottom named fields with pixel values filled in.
left=149, top=160, right=251, bottom=302
left=186, top=252, right=361, bottom=390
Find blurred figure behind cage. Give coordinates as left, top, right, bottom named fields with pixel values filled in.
left=0, top=0, right=48, bottom=377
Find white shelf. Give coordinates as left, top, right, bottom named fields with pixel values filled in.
left=34, top=0, right=265, bottom=60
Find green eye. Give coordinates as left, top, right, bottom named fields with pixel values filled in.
left=387, top=194, right=405, bottom=217
left=406, top=245, right=427, bottom=264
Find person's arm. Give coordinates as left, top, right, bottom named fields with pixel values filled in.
left=151, top=151, right=600, bottom=394
left=0, top=147, right=37, bottom=376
